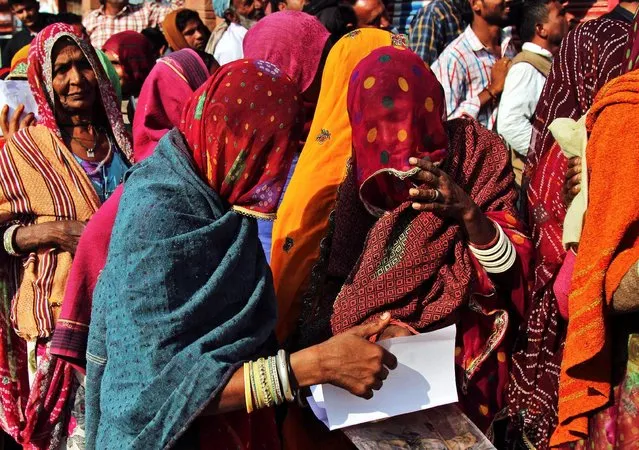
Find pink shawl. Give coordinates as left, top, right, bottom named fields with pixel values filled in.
left=132, top=49, right=209, bottom=160
left=243, top=11, right=330, bottom=93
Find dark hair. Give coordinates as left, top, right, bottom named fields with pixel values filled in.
left=175, top=9, right=201, bottom=33
left=8, top=0, right=37, bottom=8
left=141, top=26, right=168, bottom=54
left=269, top=0, right=286, bottom=13
left=519, top=0, right=551, bottom=42
left=55, top=12, right=82, bottom=25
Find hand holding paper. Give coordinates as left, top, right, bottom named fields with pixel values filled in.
left=308, top=324, right=458, bottom=430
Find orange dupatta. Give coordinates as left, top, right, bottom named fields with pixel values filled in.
left=552, top=69, right=639, bottom=446
left=269, top=29, right=402, bottom=343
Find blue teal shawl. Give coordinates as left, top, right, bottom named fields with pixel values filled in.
left=85, top=128, right=277, bottom=449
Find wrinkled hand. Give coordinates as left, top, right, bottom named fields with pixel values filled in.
left=490, top=58, right=512, bottom=95
left=408, top=156, right=476, bottom=223
left=0, top=104, right=35, bottom=143
left=42, top=220, right=86, bottom=255
left=563, top=156, right=581, bottom=206
left=315, top=313, right=397, bottom=399
left=378, top=324, right=413, bottom=341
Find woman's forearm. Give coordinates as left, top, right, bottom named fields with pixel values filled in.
left=13, top=223, right=55, bottom=253
left=461, top=204, right=497, bottom=246
left=203, top=346, right=322, bottom=415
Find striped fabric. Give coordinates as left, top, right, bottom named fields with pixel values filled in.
left=0, top=125, right=100, bottom=340
left=432, top=26, right=516, bottom=130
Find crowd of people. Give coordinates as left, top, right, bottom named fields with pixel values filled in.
left=0, top=0, right=634, bottom=448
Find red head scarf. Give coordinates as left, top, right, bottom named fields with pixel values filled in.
left=243, top=11, right=330, bottom=93
left=347, top=46, right=447, bottom=217
left=27, top=23, right=132, bottom=158
left=102, top=31, right=155, bottom=97
left=178, top=59, right=302, bottom=219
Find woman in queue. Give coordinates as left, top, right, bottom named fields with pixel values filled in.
left=0, top=23, right=131, bottom=448
left=50, top=48, right=213, bottom=372
left=85, top=60, right=397, bottom=449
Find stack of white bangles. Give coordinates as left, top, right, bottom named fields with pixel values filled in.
left=468, top=222, right=516, bottom=274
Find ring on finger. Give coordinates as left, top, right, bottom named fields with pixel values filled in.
left=432, top=189, right=441, bottom=202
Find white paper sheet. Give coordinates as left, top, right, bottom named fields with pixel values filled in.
left=307, top=324, right=458, bottom=430
left=0, top=80, right=39, bottom=136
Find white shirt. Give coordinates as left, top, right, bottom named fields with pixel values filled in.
left=497, top=42, right=552, bottom=156
left=214, top=23, right=247, bottom=66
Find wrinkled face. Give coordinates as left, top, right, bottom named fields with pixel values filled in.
left=104, top=49, right=128, bottom=96
left=11, top=1, right=39, bottom=28
left=181, top=18, right=210, bottom=51
left=475, top=0, right=511, bottom=26
left=543, top=1, right=568, bottom=48
left=51, top=39, right=98, bottom=116
left=233, top=0, right=265, bottom=21
left=352, top=0, right=390, bottom=29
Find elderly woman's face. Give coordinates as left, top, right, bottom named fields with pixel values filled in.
left=51, top=40, right=97, bottom=116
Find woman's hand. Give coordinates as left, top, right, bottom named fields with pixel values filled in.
left=0, top=105, right=35, bottom=143
left=291, top=313, right=398, bottom=399
left=407, top=156, right=497, bottom=246
left=563, top=156, right=581, bottom=206
left=408, top=156, right=476, bottom=222
left=14, top=220, right=86, bottom=255
left=378, top=325, right=413, bottom=341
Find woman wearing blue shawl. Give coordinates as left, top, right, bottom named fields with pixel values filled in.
left=85, top=59, right=397, bottom=449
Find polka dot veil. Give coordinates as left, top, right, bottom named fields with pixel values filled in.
left=347, top=46, right=448, bottom=217
left=178, top=59, right=303, bottom=220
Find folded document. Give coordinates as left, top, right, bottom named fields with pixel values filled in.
left=308, top=324, right=458, bottom=430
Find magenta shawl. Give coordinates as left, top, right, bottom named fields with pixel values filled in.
left=243, top=11, right=330, bottom=93
left=132, top=49, right=209, bottom=161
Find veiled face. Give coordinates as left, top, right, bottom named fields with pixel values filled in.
left=51, top=39, right=98, bottom=116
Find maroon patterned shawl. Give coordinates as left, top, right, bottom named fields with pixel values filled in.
left=508, top=16, right=630, bottom=450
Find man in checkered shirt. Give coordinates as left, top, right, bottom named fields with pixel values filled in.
left=83, top=0, right=184, bottom=48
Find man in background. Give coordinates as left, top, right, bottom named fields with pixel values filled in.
left=432, top=0, right=516, bottom=130
left=2, top=0, right=54, bottom=67
left=498, top=0, right=567, bottom=185
left=409, top=0, right=472, bottom=64
left=83, top=0, right=183, bottom=48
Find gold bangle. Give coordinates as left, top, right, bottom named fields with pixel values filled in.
left=264, top=357, right=278, bottom=405
left=258, top=357, right=274, bottom=407
left=252, top=359, right=264, bottom=409
left=244, top=362, right=253, bottom=414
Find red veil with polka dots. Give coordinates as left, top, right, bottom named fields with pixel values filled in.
left=347, top=46, right=448, bottom=217
left=331, top=46, right=533, bottom=431
left=179, top=59, right=303, bottom=220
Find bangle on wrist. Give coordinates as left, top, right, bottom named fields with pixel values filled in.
left=4, top=223, right=21, bottom=256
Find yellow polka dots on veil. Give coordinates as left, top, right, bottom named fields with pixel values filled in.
left=398, top=77, right=409, bottom=92
left=367, top=128, right=378, bottom=143
left=363, top=76, right=376, bottom=89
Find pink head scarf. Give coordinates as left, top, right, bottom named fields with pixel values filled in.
left=132, top=49, right=209, bottom=161
left=243, top=11, right=330, bottom=93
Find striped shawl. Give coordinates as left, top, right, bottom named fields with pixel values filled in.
left=0, top=125, right=100, bottom=340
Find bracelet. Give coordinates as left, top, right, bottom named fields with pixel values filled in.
left=268, top=356, right=284, bottom=405
left=3, top=223, right=21, bottom=257
left=258, top=358, right=274, bottom=408
left=469, top=222, right=505, bottom=256
left=251, top=359, right=264, bottom=410
left=276, top=350, right=295, bottom=402
left=263, top=357, right=278, bottom=406
left=469, top=223, right=517, bottom=274
left=243, top=362, right=254, bottom=414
